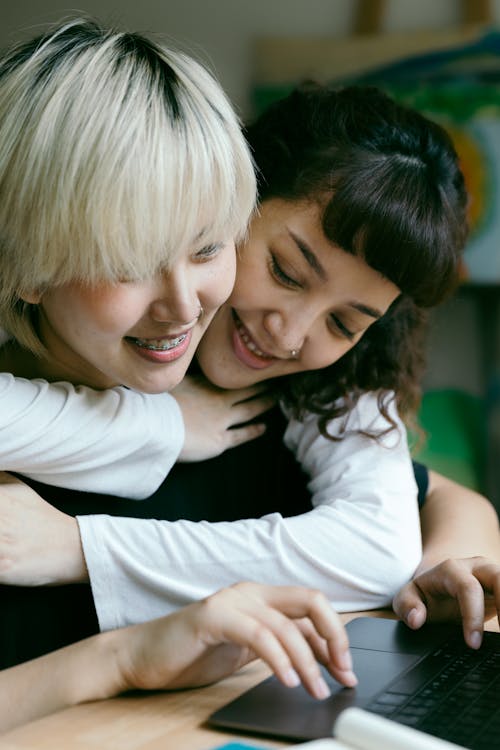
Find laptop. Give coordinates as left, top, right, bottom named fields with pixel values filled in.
left=208, top=617, right=500, bottom=750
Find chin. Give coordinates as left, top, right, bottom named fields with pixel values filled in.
left=130, top=370, right=190, bottom=395
left=200, top=361, right=261, bottom=390
left=196, top=358, right=231, bottom=388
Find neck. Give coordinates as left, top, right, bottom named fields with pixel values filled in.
left=0, top=340, right=46, bottom=379
left=0, top=339, right=86, bottom=385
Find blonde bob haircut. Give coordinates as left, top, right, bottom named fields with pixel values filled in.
left=0, top=18, right=256, bottom=353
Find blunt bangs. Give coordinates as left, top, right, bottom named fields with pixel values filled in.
left=0, top=19, right=255, bottom=295
left=321, top=148, right=464, bottom=307
left=248, top=84, right=467, bottom=309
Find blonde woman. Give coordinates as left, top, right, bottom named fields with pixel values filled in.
left=0, top=22, right=497, bottom=681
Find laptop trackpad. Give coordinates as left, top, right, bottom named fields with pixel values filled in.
left=209, top=648, right=418, bottom=741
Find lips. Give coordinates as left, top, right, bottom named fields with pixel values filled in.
left=126, top=329, right=192, bottom=363
left=129, top=334, right=188, bottom=351
left=231, top=311, right=276, bottom=370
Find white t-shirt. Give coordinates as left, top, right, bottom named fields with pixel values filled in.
left=0, top=372, right=184, bottom=498
left=76, top=392, right=422, bottom=631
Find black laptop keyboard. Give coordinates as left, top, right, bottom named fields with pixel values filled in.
left=366, top=633, right=500, bottom=750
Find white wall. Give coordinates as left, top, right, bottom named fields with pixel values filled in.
left=4, top=0, right=500, bottom=115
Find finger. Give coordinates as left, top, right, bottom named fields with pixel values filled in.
left=228, top=386, right=272, bottom=406
left=392, top=582, right=428, bottom=630
left=217, top=607, right=329, bottom=699
left=452, top=574, right=486, bottom=649
left=464, top=562, right=500, bottom=642
left=255, top=586, right=357, bottom=688
left=267, top=611, right=334, bottom=699
left=212, top=585, right=338, bottom=698
left=296, top=619, right=355, bottom=687
left=296, top=618, right=330, bottom=667
left=418, top=559, right=492, bottom=647
left=230, top=395, right=275, bottom=425
left=225, top=423, right=267, bottom=449
left=221, top=592, right=330, bottom=698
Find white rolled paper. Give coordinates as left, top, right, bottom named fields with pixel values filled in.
left=334, top=707, right=466, bottom=750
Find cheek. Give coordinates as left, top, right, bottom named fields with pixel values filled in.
left=229, top=257, right=266, bottom=308
left=195, top=309, right=231, bottom=379
left=303, top=338, right=356, bottom=371
left=68, top=290, right=137, bottom=337
left=204, top=252, right=237, bottom=309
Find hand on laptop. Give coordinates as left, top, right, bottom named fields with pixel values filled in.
left=1, top=582, right=358, bottom=733
left=118, top=582, right=358, bottom=698
left=0, top=472, right=87, bottom=585
left=392, top=556, right=500, bottom=649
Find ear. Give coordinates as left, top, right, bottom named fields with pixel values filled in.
left=17, top=289, right=42, bottom=304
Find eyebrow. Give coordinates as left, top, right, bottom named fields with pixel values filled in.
left=287, top=228, right=384, bottom=320
left=288, top=229, right=327, bottom=281
left=349, top=302, right=383, bottom=320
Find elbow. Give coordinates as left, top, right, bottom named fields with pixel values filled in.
left=374, top=533, right=422, bottom=607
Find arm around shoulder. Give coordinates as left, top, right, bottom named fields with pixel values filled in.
left=0, top=373, right=184, bottom=498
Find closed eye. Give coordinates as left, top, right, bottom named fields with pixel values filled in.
left=330, top=314, right=355, bottom=341
left=269, top=254, right=301, bottom=288
left=194, top=242, right=222, bottom=261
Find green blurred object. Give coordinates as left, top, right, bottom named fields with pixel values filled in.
left=413, top=389, right=486, bottom=491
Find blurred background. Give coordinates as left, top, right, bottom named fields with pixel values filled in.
left=2, top=0, right=500, bottom=504
left=1, top=0, right=500, bottom=114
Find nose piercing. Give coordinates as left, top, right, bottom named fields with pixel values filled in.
left=289, top=348, right=300, bottom=359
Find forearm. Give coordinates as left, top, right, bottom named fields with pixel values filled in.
left=0, top=583, right=358, bottom=734
left=419, top=471, right=500, bottom=573
left=79, top=398, right=422, bottom=631
left=78, top=493, right=421, bottom=632
left=0, top=374, right=183, bottom=499
left=0, top=629, right=126, bottom=734
left=0, top=473, right=89, bottom=586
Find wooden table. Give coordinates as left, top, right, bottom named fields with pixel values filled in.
left=1, top=614, right=498, bottom=750
left=0, top=661, right=281, bottom=750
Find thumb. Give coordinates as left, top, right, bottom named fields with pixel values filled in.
left=393, top=581, right=428, bottom=630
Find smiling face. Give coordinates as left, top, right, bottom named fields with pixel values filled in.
left=196, top=200, right=401, bottom=389
left=22, top=238, right=236, bottom=393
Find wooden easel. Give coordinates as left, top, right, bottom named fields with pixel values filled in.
left=254, top=0, right=494, bottom=86
left=353, top=0, right=492, bottom=35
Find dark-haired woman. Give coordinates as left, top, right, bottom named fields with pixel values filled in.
left=4, top=81, right=495, bottom=659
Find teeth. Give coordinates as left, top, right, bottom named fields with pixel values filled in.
left=234, top=317, right=271, bottom=359
left=132, top=334, right=187, bottom=351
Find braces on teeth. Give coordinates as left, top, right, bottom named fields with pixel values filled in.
left=133, top=334, right=187, bottom=351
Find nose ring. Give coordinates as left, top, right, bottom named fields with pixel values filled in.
left=289, top=348, right=300, bottom=359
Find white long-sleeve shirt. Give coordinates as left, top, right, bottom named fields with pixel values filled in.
left=77, top=392, right=422, bottom=632
left=0, top=372, right=184, bottom=498
left=0, top=360, right=421, bottom=626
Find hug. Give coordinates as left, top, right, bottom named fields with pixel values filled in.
left=0, top=18, right=498, bottom=732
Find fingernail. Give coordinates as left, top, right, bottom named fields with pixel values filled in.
left=338, top=649, right=353, bottom=671
left=469, top=630, right=482, bottom=650
left=406, top=608, right=419, bottom=628
left=283, top=668, right=301, bottom=688
left=343, top=670, right=358, bottom=688
left=314, top=676, right=331, bottom=700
